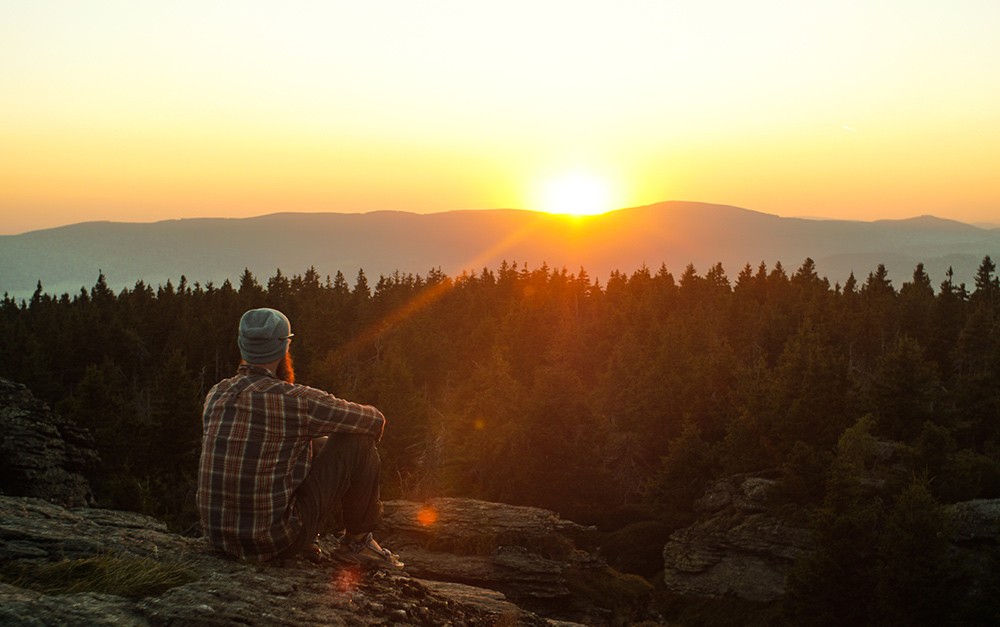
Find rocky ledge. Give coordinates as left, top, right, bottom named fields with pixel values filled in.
left=661, top=472, right=1000, bottom=605
left=380, top=498, right=651, bottom=623
left=661, top=474, right=814, bottom=603
left=0, top=494, right=655, bottom=626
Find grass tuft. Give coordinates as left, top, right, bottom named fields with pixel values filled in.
left=1, top=554, right=198, bottom=599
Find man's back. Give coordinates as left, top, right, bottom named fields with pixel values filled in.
left=198, top=363, right=384, bottom=561
left=198, top=366, right=312, bottom=560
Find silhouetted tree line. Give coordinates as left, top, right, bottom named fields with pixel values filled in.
left=3, top=257, right=1000, bottom=623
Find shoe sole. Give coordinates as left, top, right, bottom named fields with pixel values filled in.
left=329, top=552, right=404, bottom=570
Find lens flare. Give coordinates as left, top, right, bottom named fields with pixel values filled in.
left=417, top=505, right=439, bottom=527
left=331, top=565, right=362, bottom=593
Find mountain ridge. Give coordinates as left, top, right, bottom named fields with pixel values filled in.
left=2, top=202, right=997, bottom=300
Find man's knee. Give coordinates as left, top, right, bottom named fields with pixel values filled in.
left=330, top=432, right=377, bottom=451
left=314, top=433, right=378, bottom=468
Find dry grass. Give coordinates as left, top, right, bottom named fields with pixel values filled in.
left=1, top=554, right=197, bottom=599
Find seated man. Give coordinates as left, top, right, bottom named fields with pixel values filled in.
left=197, top=307, right=402, bottom=568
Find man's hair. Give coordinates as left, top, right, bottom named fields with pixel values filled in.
left=276, top=352, right=295, bottom=384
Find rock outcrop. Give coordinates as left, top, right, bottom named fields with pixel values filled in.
left=381, top=498, right=650, bottom=623
left=0, top=496, right=576, bottom=626
left=946, top=499, right=1000, bottom=543
left=0, top=378, right=98, bottom=507
left=661, top=474, right=815, bottom=603
left=0, top=492, right=658, bottom=625
left=661, top=473, right=1000, bottom=606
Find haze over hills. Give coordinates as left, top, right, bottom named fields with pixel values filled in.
left=1, top=201, right=997, bottom=301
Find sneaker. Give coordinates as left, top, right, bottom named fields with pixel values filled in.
left=302, top=539, right=325, bottom=564
left=336, top=532, right=404, bottom=569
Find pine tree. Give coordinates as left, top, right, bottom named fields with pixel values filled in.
left=784, top=416, right=885, bottom=626
left=971, top=255, right=999, bottom=315
left=875, top=482, right=954, bottom=626
left=864, top=335, right=944, bottom=441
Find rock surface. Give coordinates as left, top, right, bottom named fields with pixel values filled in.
left=379, top=498, right=642, bottom=623
left=0, top=496, right=570, bottom=626
left=661, top=474, right=815, bottom=603
left=662, top=473, right=1000, bottom=606
left=0, top=378, right=98, bottom=507
left=381, top=497, right=595, bottom=601
left=945, top=499, right=1000, bottom=543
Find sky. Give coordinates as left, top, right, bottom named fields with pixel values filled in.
left=2, top=0, right=999, bottom=235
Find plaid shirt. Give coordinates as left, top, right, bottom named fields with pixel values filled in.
left=197, top=363, right=385, bottom=561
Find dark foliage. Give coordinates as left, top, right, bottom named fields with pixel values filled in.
left=3, top=256, right=1000, bottom=622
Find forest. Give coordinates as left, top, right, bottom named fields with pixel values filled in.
left=2, top=256, right=999, bottom=625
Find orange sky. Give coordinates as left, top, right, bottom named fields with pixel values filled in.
left=2, top=1, right=999, bottom=235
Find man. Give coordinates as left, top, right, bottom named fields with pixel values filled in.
left=197, top=307, right=402, bottom=568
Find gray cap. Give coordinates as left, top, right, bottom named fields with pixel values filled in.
left=238, top=308, right=293, bottom=363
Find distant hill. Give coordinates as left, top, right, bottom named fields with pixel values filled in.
left=1, top=202, right=997, bottom=300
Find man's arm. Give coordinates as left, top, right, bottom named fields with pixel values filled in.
left=293, top=385, right=386, bottom=440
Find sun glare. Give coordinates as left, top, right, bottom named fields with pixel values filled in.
left=539, top=172, right=613, bottom=216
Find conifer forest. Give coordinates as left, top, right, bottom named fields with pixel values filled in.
left=3, top=257, right=1000, bottom=623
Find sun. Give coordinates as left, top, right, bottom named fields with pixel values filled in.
left=538, top=172, right=614, bottom=216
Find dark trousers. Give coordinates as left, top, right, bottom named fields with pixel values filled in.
left=282, top=433, right=383, bottom=557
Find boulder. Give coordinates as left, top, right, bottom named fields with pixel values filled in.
left=0, top=378, right=98, bottom=507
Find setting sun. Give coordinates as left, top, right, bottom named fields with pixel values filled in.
left=538, top=172, right=614, bottom=216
